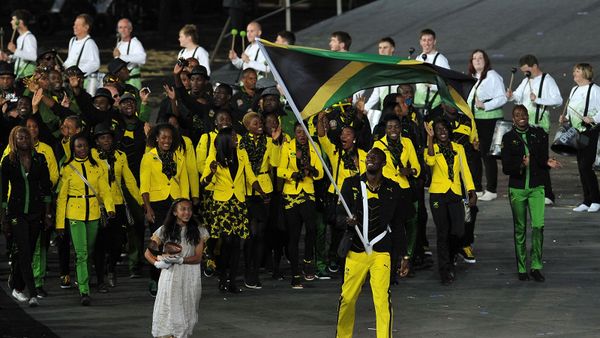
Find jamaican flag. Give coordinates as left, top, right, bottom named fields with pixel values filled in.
left=257, top=39, right=476, bottom=120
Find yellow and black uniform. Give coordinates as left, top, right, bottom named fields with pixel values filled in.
left=239, top=133, right=282, bottom=286
left=1, top=151, right=53, bottom=299
left=201, top=147, right=257, bottom=239
left=201, top=146, right=258, bottom=291
left=425, top=142, right=475, bottom=282
left=335, top=175, right=405, bottom=338
left=180, top=135, right=199, bottom=200
left=278, top=138, right=324, bottom=284
left=319, top=135, right=367, bottom=265
left=55, top=157, right=115, bottom=296
left=444, top=112, right=480, bottom=252
left=373, top=135, right=420, bottom=268
left=92, top=148, right=142, bottom=283
left=140, top=147, right=189, bottom=230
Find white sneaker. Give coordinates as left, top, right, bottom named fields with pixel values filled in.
left=476, top=191, right=484, bottom=198
left=479, top=190, right=498, bottom=201
left=588, top=203, right=600, bottom=213
left=28, top=297, right=39, bottom=307
left=544, top=198, right=554, bottom=205
left=12, top=289, right=28, bottom=302
left=573, top=204, right=589, bottom=212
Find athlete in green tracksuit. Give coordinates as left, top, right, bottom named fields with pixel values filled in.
left=501, top=105, right=561, bottom=282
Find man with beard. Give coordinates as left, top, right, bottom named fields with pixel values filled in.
left=117, top=92, right=148, bottom=278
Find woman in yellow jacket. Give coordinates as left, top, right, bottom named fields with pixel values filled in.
left=239, top=112, right=283, bottom=289
left=316, top=110, right=367, bottom=273
left=278, top=122, right=324, bottom=288
left=140, top=123, right=189, bottom=296
left=372, top=115, right=420, bottom=281
left=201, top=127, right=266, bottom=293
left=195, top=110, right=234, bottom=277
left=56, top=133, right=115, bottom=306
left=91, top=122, right=142, bottom=291
left=164, top=114, right=200, bottom=206
left=424, top=118, right=477, bottom=285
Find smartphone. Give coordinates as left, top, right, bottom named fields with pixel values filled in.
left=141, top=87, right=151, bottom=95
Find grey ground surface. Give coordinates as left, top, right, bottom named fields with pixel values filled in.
left=3, top=1, right=600, bottom=337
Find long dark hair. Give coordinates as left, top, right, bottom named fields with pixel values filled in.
left=146, top=123, right=181, bottom=152
left=63, top=133, right=98, bottom=167
left=161, top=198, right=201, bottom=246
left=468, top=49, right=491, bottom=81
left=214, top=127, right=237, bottom=167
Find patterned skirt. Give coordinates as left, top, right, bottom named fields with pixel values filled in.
left=208, top=197, right=249, bottom=239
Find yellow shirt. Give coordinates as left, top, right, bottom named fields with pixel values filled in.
left=180, top=136, right=199, bottom=199
left=201, top=147, right=257, bottom=202
left=140, top=148, right=190, bottom=202
left=240, top=135, right=283, bottom=195
left=277, top=138, right=324, bottom=195
left=424, top=142, right=475, bottom=195
left=55, top=158, right=115, bottom=229
left=373, top=135, right=420, bottom=189
left=318, top=135, right=366, bottom=194
left=91, top=148, right=142, bottom=206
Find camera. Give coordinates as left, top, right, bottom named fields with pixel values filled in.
left=177, top=58, right=189, bottom=68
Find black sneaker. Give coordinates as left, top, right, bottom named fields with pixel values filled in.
left=97, top=283, right=109, bottom=293
left=35, top=287, right=48, bottom=298
left=80, top=293, right=91, bottom=306
left=291, top=275, right=304, bottom=289
left=530, top=269, right=545, bottom=282
left=518, top=272, right=530, bottom=281
left=459, top=246, right=476, bottom=264
left=303, top=260, right=316, bottom=281
left=59, top=275, right=72, bottom=289
left=315, top=270, right=331, bottom=280
left=244, top=280, right=262, bottom=290
left=328, top=261, right=339, bottom=273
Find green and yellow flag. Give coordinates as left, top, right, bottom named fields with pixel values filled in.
left=258, top=39, right=476, bottom=120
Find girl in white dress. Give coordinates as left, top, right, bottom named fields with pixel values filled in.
left=145, top=198, right=208, bottom=338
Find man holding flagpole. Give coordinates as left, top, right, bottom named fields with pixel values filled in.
left=335, top=147, right=405, bottom=338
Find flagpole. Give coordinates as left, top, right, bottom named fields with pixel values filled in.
left=257, top=39, right=353, bottom=218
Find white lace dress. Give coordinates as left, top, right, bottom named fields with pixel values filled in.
left=151, top=225, right=209, bottom=338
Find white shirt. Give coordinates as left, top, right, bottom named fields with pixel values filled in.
left=231, top=42, right=269, bottom=73
left=63, top=35, right=100, bottom=76
left=467, top=69, right=507, bottom=111
left=178, top=46, right=211, bottom=75
left=414, top=51, right=450, bottom=104
left=511, top=73, right=563, bottom=114
left=116, top=37, right=146, bottom=69
left=11, top=31, right=37, bottom=76
left=565, top=83, right=600, bottom=128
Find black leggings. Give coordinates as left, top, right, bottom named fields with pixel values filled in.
left=244, top=196, right=269, bottom=284
left=11, top=213, right=41, bottom=297
left=285, top=199, right=316, bottom=277
left=58, top=222, right=72, bottom=276
left=219, top=234, right=242, bottom=283
left=95, top=204, right=126, bottom=283
left=475, top=118, right=500, bottom=193
left=429, top=193, right=464, bottom=277
left=577, top=129, right=600, bottom=205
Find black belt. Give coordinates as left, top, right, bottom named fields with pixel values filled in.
left=68, top=194, right=96, bottom=198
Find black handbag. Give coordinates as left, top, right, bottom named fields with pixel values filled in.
left=337, top=228, right=354, bottom=258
